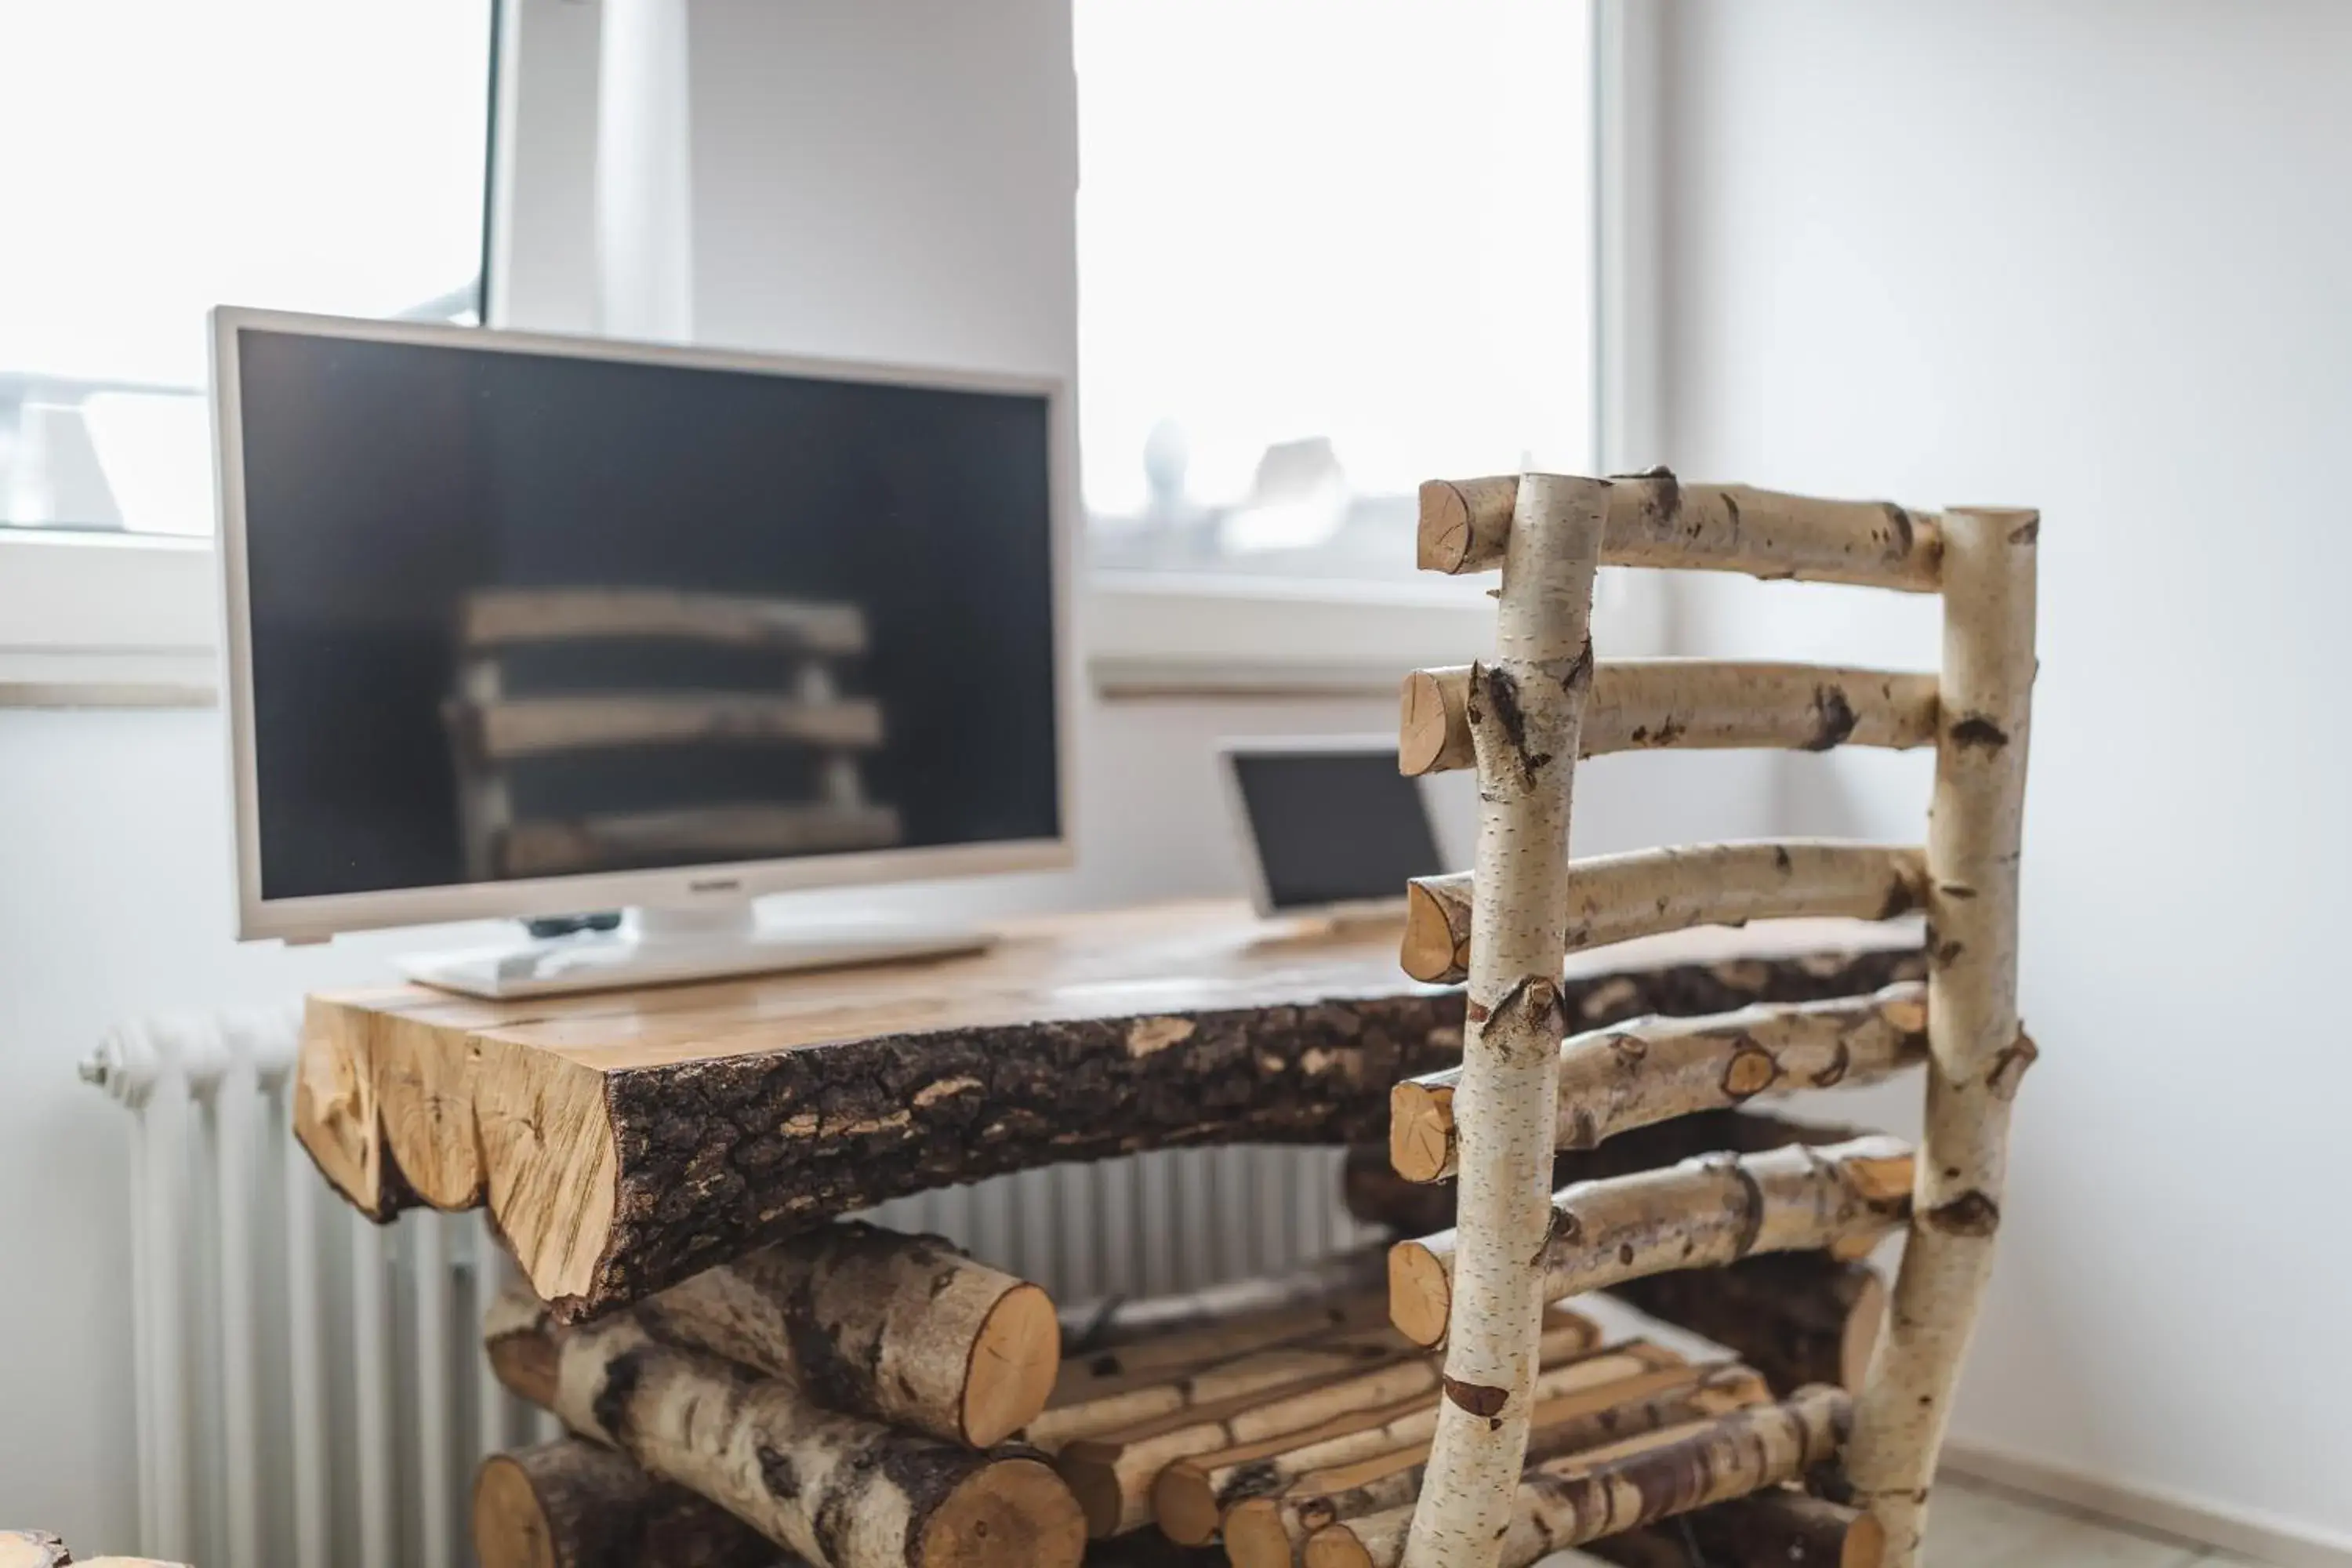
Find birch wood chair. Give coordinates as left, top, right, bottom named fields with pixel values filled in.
left=1378, top=471, right=2036, bottom=1568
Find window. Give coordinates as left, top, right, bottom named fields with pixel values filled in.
left=1076, top=0, right=1595, bottom=586
left=0, top=1, right=495, bottom=539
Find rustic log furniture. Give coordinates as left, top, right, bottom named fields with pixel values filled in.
left=295, top=898, right=1917, bottom=1322
left=1383, top=472, right=2034, bottom=1568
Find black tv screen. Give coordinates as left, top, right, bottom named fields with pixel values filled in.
left=230, top=326, right=1060, bottom=902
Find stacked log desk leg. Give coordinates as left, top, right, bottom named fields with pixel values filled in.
left=473, top=1440, right=783, bottom=1568
left=469, top=1214, right=1893, bottom=1568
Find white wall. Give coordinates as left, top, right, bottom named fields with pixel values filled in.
left=1652, top=0, right=2352, bottom=1550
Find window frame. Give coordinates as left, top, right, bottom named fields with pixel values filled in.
left=0, top=0, right=1642, bottom=707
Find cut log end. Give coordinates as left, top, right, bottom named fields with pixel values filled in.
left=1149, top=1463, right=1222, bottom=1550
left=923, top=1455, right=1087, bottom=1568
left=1387, top=1238, right=1452, bottom=1349
left=472, top=1454, right=560, bottom=1568
left=1387, top=1080, right=1456, bottom=1185
left=1415, top=480, right=1482, bottom=575
left=1842, top=1269, right=1890, bottom=1393
left=1062, top=1448, right=1127, bottom=1541
left=964, top=1283, right=1063, bottom=1447
left=1845, top=1509, right=1891, bottom=1568
left=1302, top=1523, right=1377, bottom=1568
left=1397, top=668, right=1471, bottom=778
left=1399, top=881, right=1465, bottom=985
left=1221, top=1497, right=1291, bottom=1568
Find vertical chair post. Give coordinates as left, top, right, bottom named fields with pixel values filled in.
left=1401, top=474, right=1606, bottom=1568
left=1847, top=506, right=2038, bottom=1564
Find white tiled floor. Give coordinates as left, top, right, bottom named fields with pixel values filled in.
left=1930, top=1476, right=2272, bottom=1567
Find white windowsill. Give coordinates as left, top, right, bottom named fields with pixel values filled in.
left=0, top=532, right=218, bottom=707
left=1085, top=570, right=1504, bottom=699
left=2, top=535, right=1668, bottom=709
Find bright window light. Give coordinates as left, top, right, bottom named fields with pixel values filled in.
left=0, top=0, right=494, bottom=534
left=1076, top=0, right=1594, bottom=582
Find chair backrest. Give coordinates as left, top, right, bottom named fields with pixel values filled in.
left=1388, top=470, right=2035, bottom=1568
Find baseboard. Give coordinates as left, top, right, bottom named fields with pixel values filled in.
left=1941, top=1439, right=2352, bottom=1568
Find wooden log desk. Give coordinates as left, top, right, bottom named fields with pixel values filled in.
left=292, top=900, right=1921, bottom=1321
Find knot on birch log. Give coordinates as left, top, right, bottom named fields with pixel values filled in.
left=1721, top=1040, right=1780, bottom=1098
left=1923, top=1191, right=2001, bottom=1238
left=1560, top=637, right=1595, bottom=696
left=1469, top=665, right=1554, bottom=787
left=1947, top=714, right=2010, bottom=751
left=1441, top=1375, right=1511, bottom=1421
left=591, top=1348, right=652, bottom=1441
left=1804, top=684, right=1860, bottom=751
left=1984, top=1032, right=2038, bottom=1100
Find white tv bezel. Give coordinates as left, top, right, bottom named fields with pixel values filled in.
left=210, top=305, right=1078, bottom=944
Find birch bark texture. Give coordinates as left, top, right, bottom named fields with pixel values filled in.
left=1399, top=661, right=1938, bottom=778
left=484, top=1289, right=1084, bottom=1568
left=1846, top=507, right=2038, bottom=1566
left=1400, top=841, right=1928, bottom=986
left=1417, top=473, right=1940, bottom=592
left=1399, top=472, right=1606, bottom=1568
left=470, top=1439, right=780, bottom=1568
left=1317, top=1386, right=1851, bottom=1568
left=1390, top=983, right=1929, bottom=1182
left=1387, top=1136, right=1914, bottom=1348
left=639, top=1221, right=1058, bottom=1447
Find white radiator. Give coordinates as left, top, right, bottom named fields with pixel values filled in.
left=85, top=1005, right=1377, bottom=1567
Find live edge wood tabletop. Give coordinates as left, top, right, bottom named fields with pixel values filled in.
left=290, top=898, right=1921, bottom=1323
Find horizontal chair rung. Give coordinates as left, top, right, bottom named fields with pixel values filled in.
left=1300, top=1385, right=1854, bottom=1568
left=1419, top=470, right=1942, bottom=592
left=1389, top=983, right=1929, bottom=1183
left=1398, top=660, right=1939, bottom=777
left=1388, top=1135, right=1914, bottom=1349
left=1399, top=840, right=1929, bottom=986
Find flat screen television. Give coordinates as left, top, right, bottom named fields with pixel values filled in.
left=211, top=308, right=1071, bottom=994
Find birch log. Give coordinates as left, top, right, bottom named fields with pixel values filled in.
left=1026, top=1327, right=1416, bottom=1453
left=1400, top=842, right=1929, bottom=986
left=1151, top=1336, right=1671, bottom=1544
left=1610, top=1254, right=1888, bottom=1396
left=471, top=1439, right=782, bottom=1568
left=1398, top=662, right=1938, bottom=777
left=1390, top=985, right=1928, bottom=1182
left=1057, top=1316, right=1595, bottom=1537
left=1348, top=1109, right=1867, bottom=1242
left=1305, top=1385, right=1850, bottom=1568
left=1417, top=472, right=1940, bottom=591
left=1057, top=1247, right=1392, bottom=1355
left=639, top=1221, right=1059, bottom=1446
left=1223, top=1364, right=1768, bottom=1568
left=484, top=1290, right=1086, bottom=1568
left=1388, top=1137, right=1913, bottom=1348
left=1397, top=472, right=1607, bottom=1568
left=1847, top=507, right=2038, bottom=1566
left=1581, top=1492, right=1886, bottom=1568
